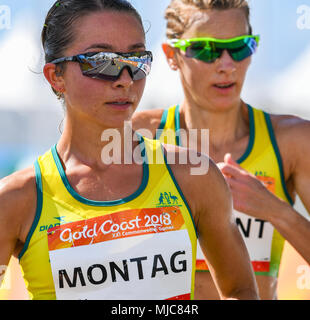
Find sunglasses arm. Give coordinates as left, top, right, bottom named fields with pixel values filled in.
left=50, top=56, right=77, bottom=65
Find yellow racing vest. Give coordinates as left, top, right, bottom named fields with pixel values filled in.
left=18, top=135, right=197, bottom=300
left=156, top=105, right=293, bottom=277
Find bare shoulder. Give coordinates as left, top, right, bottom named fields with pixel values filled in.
left=132, top=108, right=165, bottom=138
left=270, top=113, right=310, bottom=138
left=0, top=166, right=37, bottom=203
left=162, top=144, right=232, bottom=225
left=266, top=112, right=310, bottom=188
left=269, top=112, right=310, bottom=157
left=0, top=166, right=37, bottom=245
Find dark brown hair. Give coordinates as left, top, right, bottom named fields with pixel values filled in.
left=165, top=0, right=252, bottom=39
left=42, top=0, right=144, bottom=98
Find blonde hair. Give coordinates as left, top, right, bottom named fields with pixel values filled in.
left=165, top=0, right=252, bottom=39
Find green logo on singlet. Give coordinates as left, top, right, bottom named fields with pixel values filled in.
left=255, top=171, right=268, bottom=177
left=156, top=192, right=182, bottom=208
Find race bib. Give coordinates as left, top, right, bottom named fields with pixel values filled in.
left=233, top=211, right=274, bottom=272
left=196, top=176, right=276, bottom=272
left=236, top=175, right=275, bottom=272
left=48, top=207, right=193, bottom=300
left=196, top=215, right=274, bottom=272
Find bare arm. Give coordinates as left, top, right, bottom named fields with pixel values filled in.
left=165, top=145, right=259, bottom=300
left=0, top=167, right=37, bottom=285
left=219, top=116, right=310, bottom=265
left=271, top=118, right=310, bottom=264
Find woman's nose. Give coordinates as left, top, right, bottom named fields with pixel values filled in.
left=215, top=50, right=237, bottom=75
left=112, top=67, right=134, bottom=89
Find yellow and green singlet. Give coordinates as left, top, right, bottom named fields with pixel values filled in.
left=155, top=104, right=293, bottom=277
left=18, top=135, right=197, bottom=300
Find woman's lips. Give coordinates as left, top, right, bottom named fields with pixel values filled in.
left=105, top=101, right=133, bottom=110
left=212, top=82, right=236, bottom=93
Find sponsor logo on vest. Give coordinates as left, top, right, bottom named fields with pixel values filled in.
left=58, top=251, right=187, bottom=289
left=156, top=192, right=181, bottom=207
left=40, top=216, right=67, bottom=232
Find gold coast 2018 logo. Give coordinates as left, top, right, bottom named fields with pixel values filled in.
left=0, top=5, right=11, bottom=31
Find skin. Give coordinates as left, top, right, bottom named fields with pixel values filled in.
left=0, top=10, right=258, bottom=300
left=133, top=8, right=310, bottom=300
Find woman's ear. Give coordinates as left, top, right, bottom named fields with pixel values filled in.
left=162, top=43, right=179, bottom=71
left=43, top=63, right=66, bottom=94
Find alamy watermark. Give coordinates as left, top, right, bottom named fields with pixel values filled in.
left=0, top=5, right=11, bottom=30
left=101, top=121, right=210, bottom=176
left=296, top=265, right=310, bottom=290
left=297, top=5, right=310, bottom=30
left=0, top=265, right=11, bottom=290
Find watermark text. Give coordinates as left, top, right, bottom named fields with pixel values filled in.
left=101, top=122, right=210, bottom=176
left=296, top=265, right=310, bottom=290
left=0, top=265, right=11, bottom=290
left=297, top=5, right=310, bottom=30
left=0, top=5, right=11, bottom=30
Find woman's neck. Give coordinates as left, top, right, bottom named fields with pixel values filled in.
left=56, top=111, right=139, bottom=169
left=180, top=100, right=249, bottom=154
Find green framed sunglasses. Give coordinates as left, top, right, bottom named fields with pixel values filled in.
left=168, top=35, right=260, bottom=63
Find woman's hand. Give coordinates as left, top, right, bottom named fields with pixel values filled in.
left=217, top=154, right=289, bottom=222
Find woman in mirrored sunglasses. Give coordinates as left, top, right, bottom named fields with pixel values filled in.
left=133, top=0, right=310, bottom=300
left=0, top=0, right=258, bottom=300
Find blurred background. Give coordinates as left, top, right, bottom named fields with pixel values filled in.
left=0, top=0, right=310, bottom=299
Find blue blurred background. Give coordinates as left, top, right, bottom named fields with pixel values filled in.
left=0, top=0, right=310, bottom=299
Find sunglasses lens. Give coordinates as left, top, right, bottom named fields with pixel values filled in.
left=78, top=52, right=152, bottom=81
left=185, top=41, right=220, bottom=63
left=234, top=37, right=258, bottom=61
left=119, top=55, right=152, bottom=81
left=183, top=36, right=258, bottom=63
left=216, top=37, right=258, bottom=61
left=78, top=55, right=117, bottom=81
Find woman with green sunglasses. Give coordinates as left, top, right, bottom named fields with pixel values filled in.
left=133, top=0, right=310, bottom=300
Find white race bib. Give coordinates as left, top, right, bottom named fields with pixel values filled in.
left=196, top=211, right=274, bottom=272
left=233, top=210, right=274, bottom=272
left=196, top=175, right=276, bottom=272
left=48, top=207, right=193, bottom=300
